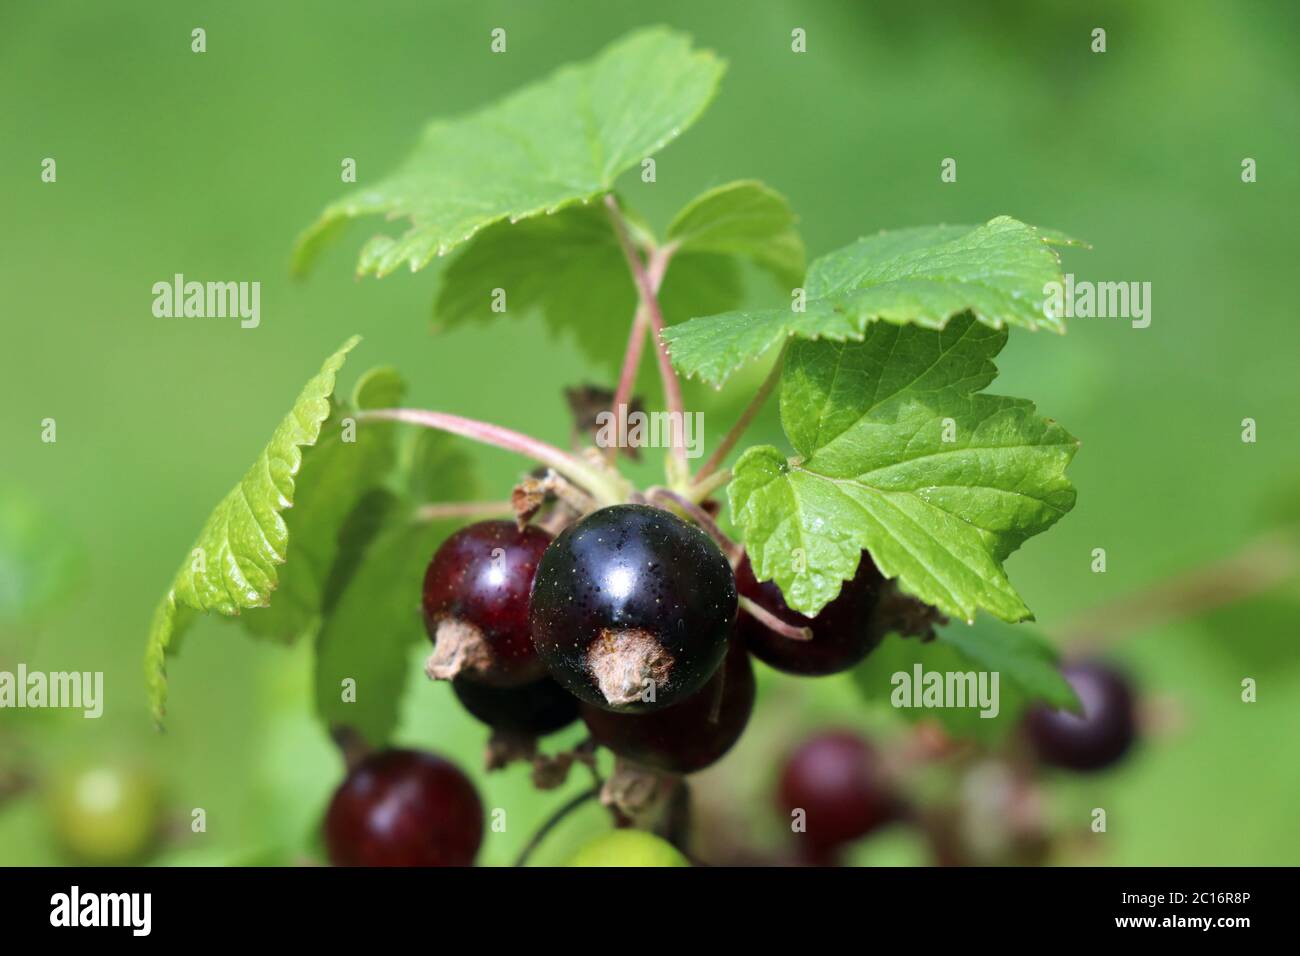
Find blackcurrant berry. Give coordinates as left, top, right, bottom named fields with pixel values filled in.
left=529, top=504, right=737, bottom=712
left=777, top=731, right=898, bottom=858
left=452, top=675, right=580, bottom=737
left=1023, top=661, right=1137, bottom=772
left=736, top=553, right=886, bottom=676
left=581, top=640, right=755, bottom=774
left=422, top=520, right=552, bottom=687
left=324, top=749, right=482, bottom=867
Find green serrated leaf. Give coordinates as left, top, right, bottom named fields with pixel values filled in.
left=294, top=27, right=725, bottom=277
left=666, top=180, right=805, bottom=288
left=144, top=337, right=360, bottom=723
left=938, top=617, right=1080, bottom=713
left=664, top=216, right=1077, bottom=386
left=852, top=620, right=1079, bottom=741
left=406, top=428, right=480, bottom=505
left=240, top=366, right=406, bottom=643
left=315, top=434, right=477, bottom=745
left=730, top=315, right=1077, bottom=622
left=431, top=201, right=743, bottom=370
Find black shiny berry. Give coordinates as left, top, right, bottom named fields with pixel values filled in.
left=736, top=553, right=886, bottom=676
left=581, top=640, right=755, bottom=774
left=323, top=749, right=483, bottom=867
left=1023, top=661, right=1137, bottom=772
left=422, top=520, right=552, bottom=687
left=778, top=731, right=899, bottom=858
left=452, top=676, right=580, bottom=737
left=529, top=504, right=737, bottom=713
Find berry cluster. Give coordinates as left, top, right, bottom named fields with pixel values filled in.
left=322, top=504, right=1139, bottom=867
left=323, top=499, right=899, bottom=866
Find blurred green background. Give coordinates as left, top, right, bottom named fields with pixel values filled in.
left=2, top=0, right=1298, bottom=866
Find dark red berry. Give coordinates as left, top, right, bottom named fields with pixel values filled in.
left=323, top=749, right=483, bottom=867
left=452, top=676, right=580, bottom=737
left=778, top=731, right=898, bottom=856
left=1023, top=661, right=1136, bottom=772
left=422, top=520, right=552, bottom=687
left=581, top=641, right=755, bottom=774
left=530, top=504, right=737, bottom=712
left=736, top=554, right=886, bottom=676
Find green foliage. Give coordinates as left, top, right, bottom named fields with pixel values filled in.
left=145, top=338, right=364, bottom=723
left=853, top=619, right=1079, bottom=742
left=730, top=316, right=1076, bottom=621
left=240, top=366, right=405, bottom=643
left=293, top=27, right=725, bottom=276
left=313, top=433, right=477, bottom=745
left=432, top=180, right=800, bottom=369
left=664, top=216, right=1075, bottom=386
left=665, top=180, right=805, bottom=288
left=151, top=27, right=1080, bottom=755
left=432, top=202, right=740, bottom=369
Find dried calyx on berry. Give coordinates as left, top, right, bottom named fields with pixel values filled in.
left=530, top=504, right=737, bottom=713
left=581, top=640, right=755, bottom=774
left=421, top=520, right=552, bottom=686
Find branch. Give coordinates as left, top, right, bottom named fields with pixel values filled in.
left=604, top=194, right=687, bottom=476
left=356, top=408, right=627, bottom=505
left=413, top=501, right=514, bottom=522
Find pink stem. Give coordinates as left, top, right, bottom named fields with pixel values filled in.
left=646, top=487, right=740, bottom=563
left=604, top=194, right=686, bottom=466
left=695, top=348, right=785, bottom=483
left=610, top=310, right=649, bottom=423
left=356, top=408, right=624, bottom=504
left=739, top=595, right=812, bottom=642
left=414, top=501, right=515, bottom=522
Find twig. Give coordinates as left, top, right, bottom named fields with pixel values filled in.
left=604, top=194, right=687, bottom=475
left=413, top=501, right=514, bottom=522
left=356, top=408, right=627, bottom=506
left=696, top=347, right=785, bottom=483
left=513, top=786, right=601, bottom=867
left=607, top=309, right=649, bottom=465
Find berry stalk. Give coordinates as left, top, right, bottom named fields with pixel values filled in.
left=738, top=595, right=813, bottom=642
left=513, top=786, right=601, bottom=867
left=645, top=486, right=740, bottom=562
left=695, top=345, right=785, bottom=483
